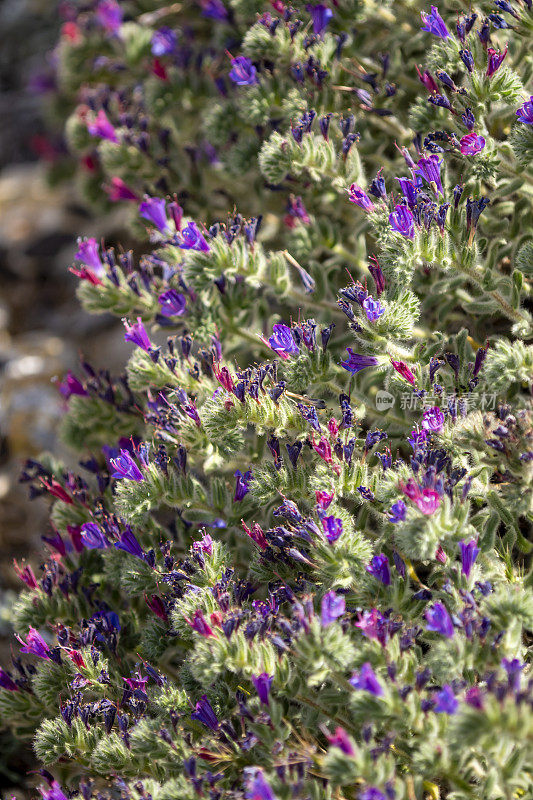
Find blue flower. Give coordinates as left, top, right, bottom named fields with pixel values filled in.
left=139, top=197, right=169, bottom=232
left=341, top=348, right=379, bottom=374
left=459, top=539, right=479, bottom=578
left=420, top=6, right=450, bottom=38
left=191, top=695, right=219, bottom=730
left=516, top=96, right=533, bottom=124
left=80, top=522, right=110, bottom=549
left=306, top=4, right=333, bottom=35
left=366, top=554, right=391, bottom=585
left=229, top=56, right=258, bottom=86
left=321, top=591, right=346, bottom=626
left=434, top=684, right=458, bottom=713
left=114, top=527, right=145, bottom=560
left=425, top=602, right=454, bottom=638
left=110, top=450, right=144, bottom=482
left=151, top=27, right=178, bottom=56
left=350, top=662, right=384, bottom=696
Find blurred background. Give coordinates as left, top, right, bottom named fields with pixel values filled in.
left=0, top=1, right=128, bottom=789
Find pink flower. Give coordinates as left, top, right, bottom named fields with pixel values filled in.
left=460, top=133, right=485, bottom=155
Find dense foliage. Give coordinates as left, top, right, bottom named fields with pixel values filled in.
left=3, top=1, right=533, bottom=798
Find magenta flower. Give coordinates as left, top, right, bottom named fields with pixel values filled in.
left=391, top=359, right=416, bottom=385
left=460, top=133, right=486, bottom=155
left=229, top=56, right=258, bottom=86
left=420, top=6, right=450, bottom=38
left=186, top=609, right=215, bottom=637
left=321, top=591, right=346, bottom=626
left=341, top=348, right=379, bottom=374
left=327, top=727, right=355, bottom=755
left=425, top=601, right=454, bottom=638
left=516, top=96, right=533, bottom=124
left=315, top=489, right=334, bottom=509
left=57, top=371, right=88, bottom=399
left=105, top=177, right=138, bottom=202
left=95, top=0, right=122, bottom=33
left=87, top=109, right=118, bottom=143
left=158, top=290, right=187, bottom=317
left=40, top=781, right=69, bottom=800
left=422, top=406, right=445, bottom=433
left=75, top=237, right=104, bottom=273
left=16, top=627, right=52, bottom=659
left=348, top=183, right=375, bottom=211
left=459, top=539, right=479, bottom=578
left=124, top=318, right=153, bottom=352
left=179, top=221, right=210, bottom=252
left=139, top=197, right=169, bottom=232
left=244, top=770, right=276, bottom=800
left=389, top=204, right=415, bottom=239
left=355, top=609, right=388, bottom=647
left=350, top=662, right=383, bottom=696
left=486, top=47, right=508, bottom=77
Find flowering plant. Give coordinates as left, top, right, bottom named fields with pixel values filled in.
left=3, top=1, right=533, bottom=799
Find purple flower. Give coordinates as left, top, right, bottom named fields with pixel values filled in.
left=244, top=770, right=276, bottom=800
left=16, top=627, right=51, bottom=660
left=391, top=359, right=416, bottom=386
left=87, top=110, right=118, bottom=143
left=388, top=500, right=406, bottom=523
left=501, top=658, right=524, bottom=691
left=115, top=527, right=145, bottom=560
left=389, top=204, right=415, bottom=239
left=158, top=290, right=187, bottom=317
left=366, top=554, right=391, bottom=585
left=40, top=781, right=69, bottom=800
left=355, top=609, right=388, bottom=647
left=234, top=469, right=252, bottom=502
left=341, top=348, right=379, bottom=374
left=179, top=221, right=210, bottom=252
left=416, top=155, right=444, bottom=195
left=268, top=324, right=299, bottom=358
left=360, top=790, right=386, bottom=800
left=486, top=47, right=508, bottom=77
left=425, top=602, right=454, bottom=638
left=321, top=591, right=346, bottom=626
left=348, top=184, right=375, bottom=211
left=229, top=56, right=258, bottom=86
left=110, top=449, right=144, bottom=481
left=327, top=727, right=355, bottom=755
left=75, top=237, right=104, bottom=273
left=191, top=695, right=219, bottom=730
left=186, top=609, right=214, bottom=637
left=80, top=522, right=109, bottom=549
left=516, top=96, right=533, bottom=124
left=201, top=0, right=228, bottom=20
left=422, top=406, right=445, bottom=433
left=322, top=516, right=343, bottom=543
left=362, top=296, right=385, bottom=322
left=251, top=672, right=273, bottom=705
left=350, top=662, right=384, bottom=696
left=151, top=27, right=178, bottom=56
left=139, top=197, right=169, bottom=232
left=460, top=133, right=486, bottom=155
left=306, top=4, right=333, bottom=35
left=434, top=684, right=458, bottom=714
left=420, top=6, right=450, bottom=38
left=57, top=371, right=88, bottom=399
left=96, top=0, right=122, bottom=33
left=0, top=668, right=19, bottom=692
left=459, top=539, right=479, bottom=578
left=396, top=177, right=419, bottom=207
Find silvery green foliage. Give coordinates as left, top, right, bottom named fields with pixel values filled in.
left=2, top=2, right=533, bottom=800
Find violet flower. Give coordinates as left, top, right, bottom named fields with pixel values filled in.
left=75, top=237, right=104, bottom=273
left=123, top=318, right=153, bottom=352
left=139, top=197, right=169, bottom=232
left=0, top=668, right=19, bottom=692
left=501, top=657, right=524, bottom=691
left=416, top=154, right=444, bottom=195
left=516, top=96, right=533, bottom=124
left=40, top=782, right=69, bottom=800
left=434, top=684, right=458, bottom=713
left=229, top=56, right=258, bottom=86
left=360, top=790, right=386, bottom=800
left=425, top=602, right=454, bottom=638
left=486, top=47, right=508, bottom=77
left=322, top=516, right=343, bottom=543
left=321, top=591, right=346, bottom=626
left=366, top=554, right=391, bottom=585
left=110, top=450, right=144, bottom=481
left=115, top=528, right=145, bottom=560
left=460, top=133, right=486, bottom=155
left=388, top=500, right=406, bottom=523
left=234, top=469, right=252, bottom=501
left=420, top=6, right=450, bottom=38
left=191, top=695, right=219, bottom=729
left=244, top=770, right=276, bottom=800
left=350, top=662, right=384, bottom=696
left=151, top=27, right=178, bottom=56
left=422, top=406, right=445, bottom=433
left=306, top=4, right=333, bottom=35
left=87, top=110, right=118, bottom=143
left=362, top=296, right=385, bottom=322
left=459, top=539, right=479, bottom=578
left=251, top=672, right=273, bottom=705
left=268, top=324, right=299, bottom=358
left=327, top=727, right=355, bottom=755
left=158, top=290, right=186, bottom=317
left=58, top=372, right=88, bottom=399
left=348, top=184, right=375, bottom=211
left=16, top=627, right=52, bottom=660
left=186, top=609, right=214, bottom=637
left=179, top=221, right=210, bottom=252
left=389, top=204, right=415, bottom=239
left=341, top=348, right=379, bottom=374
left=95, top=0, right=122, bottom=33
